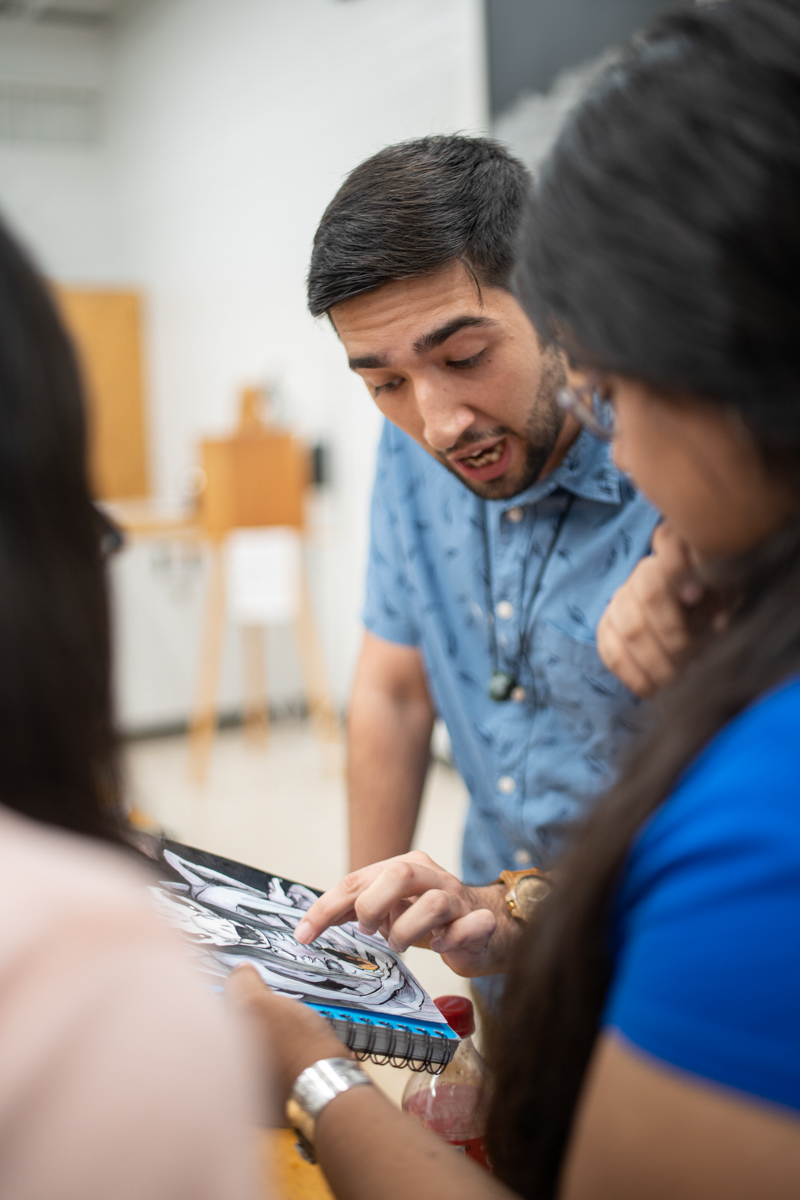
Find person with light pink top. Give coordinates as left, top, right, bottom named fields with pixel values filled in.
left=0, top=215, right=261, bottom=1200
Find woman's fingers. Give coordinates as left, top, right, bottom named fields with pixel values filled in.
left=651, top=519, right=694, bottom=575
left=597, top=614, right=660, bottom=697
left=225, top=966, right=347, bottom=1107
left=225, top=962, right=268, bottom=1005
left=599, top=523, right=703, bottom=697
left=632, top=559, right=692, bottom=660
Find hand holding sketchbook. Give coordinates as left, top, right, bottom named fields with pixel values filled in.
left=147, top=840, right=459, bottom=1071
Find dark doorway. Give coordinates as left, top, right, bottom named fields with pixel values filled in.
left=486, top=0, right=676, bottom=117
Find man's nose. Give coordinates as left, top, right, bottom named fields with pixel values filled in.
left=415, top=383, right=475, bottom=453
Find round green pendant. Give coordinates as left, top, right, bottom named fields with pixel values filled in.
left=488, top=670, right=516, bottom=702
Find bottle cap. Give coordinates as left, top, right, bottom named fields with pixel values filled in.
left=434, top=994, right=475, bottom=1038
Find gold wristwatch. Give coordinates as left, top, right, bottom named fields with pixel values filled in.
left=493, top=868, right=552, bottom=921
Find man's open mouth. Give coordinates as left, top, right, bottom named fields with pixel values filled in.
left=449, top=436, right=513, bottom=482
left=459, top=440, right=506, bottom=468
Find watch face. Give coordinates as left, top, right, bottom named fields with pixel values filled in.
left=515, top=874, right=551, bottom=915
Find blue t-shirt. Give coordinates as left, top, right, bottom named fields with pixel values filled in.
left=605, top=676, right=800, bottom=1112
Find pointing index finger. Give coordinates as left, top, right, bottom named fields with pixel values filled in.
left=294, top=865, right=384, bottom=944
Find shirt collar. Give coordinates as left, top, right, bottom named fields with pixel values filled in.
left=489, top=429, right=622, bottom=512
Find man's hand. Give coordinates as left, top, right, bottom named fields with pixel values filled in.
left=598, top=522, right=703, bottom=697
left=294, top=851, right=521, bottom=978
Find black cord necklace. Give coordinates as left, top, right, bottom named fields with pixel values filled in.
left=482, top=492, right=576, bottom=702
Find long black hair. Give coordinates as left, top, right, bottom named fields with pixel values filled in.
left=0, top=216, right=122, bottom=842
left=486, top=2, right=800, bottom=1195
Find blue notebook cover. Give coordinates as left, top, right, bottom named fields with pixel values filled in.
left=148, top=839, right=459, bottom=1070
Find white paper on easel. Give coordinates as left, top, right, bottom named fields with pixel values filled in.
left=225, top=527, right=301, bottom=624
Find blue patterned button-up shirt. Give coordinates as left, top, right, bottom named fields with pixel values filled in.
left=363, top=420, right=660, bottom=885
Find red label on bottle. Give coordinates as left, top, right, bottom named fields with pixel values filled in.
left=449, top=1135, right=490, bottom=1169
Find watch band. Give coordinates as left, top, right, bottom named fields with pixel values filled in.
left=286, top=1057, right=372, bottom=1157
left=492, top=868, right=552, bottom=921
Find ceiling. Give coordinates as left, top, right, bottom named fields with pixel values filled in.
left=0, top=0, right=125, bottom=24
left=0, top=0, right=364, bottom=25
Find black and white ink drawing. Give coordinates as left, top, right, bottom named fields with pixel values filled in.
left=150, top=847, right=442, bottom=1022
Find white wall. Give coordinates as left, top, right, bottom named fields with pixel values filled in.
left=0, top=0, right=488, bottom=731
left=0, top=19, right=119, bottom=279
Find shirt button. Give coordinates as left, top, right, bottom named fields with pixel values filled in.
left=496, top=600, right=514, bottom=620
left=510, top=686, right=526, bottom=703
left=497, top=775, right=516, bottom=795
left=513, top=848, right=532, bottom=866
left=506, top=507, right=524, bottom=524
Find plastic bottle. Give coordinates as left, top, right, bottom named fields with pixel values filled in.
left=401, top=995, right=489, bottom=1169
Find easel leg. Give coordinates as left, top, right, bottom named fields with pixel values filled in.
left=188, top=542, right=226, bottom=783
left=293, top=563, right=340, bottom=745
left=242, top=623, right=269, bottom=745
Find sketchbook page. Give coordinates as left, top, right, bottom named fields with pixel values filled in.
left=148, top=841, right=453, bottom=1031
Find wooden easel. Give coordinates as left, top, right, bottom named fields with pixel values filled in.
left=188, top=388, right=338, bottom=783
left=52, top=290, right=336, bottom=787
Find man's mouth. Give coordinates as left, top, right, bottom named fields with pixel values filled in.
left=450, top=436, right=512, bottom=482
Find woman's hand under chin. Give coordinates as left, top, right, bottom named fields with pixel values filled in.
left=225, top=965, right=350, bottom=1117
left=597, top=521, right=703, bottom=697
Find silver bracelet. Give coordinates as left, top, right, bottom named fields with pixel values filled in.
left=286, top=1057, right=372, bottom=1152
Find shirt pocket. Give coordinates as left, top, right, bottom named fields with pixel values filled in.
left=531, top=620, right=644, bottom=768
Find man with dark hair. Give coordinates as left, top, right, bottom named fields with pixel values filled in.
left=309, top=136, right=658, bottom=958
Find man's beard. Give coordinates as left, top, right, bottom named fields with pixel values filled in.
left=435, top=348, right=568, bottom=501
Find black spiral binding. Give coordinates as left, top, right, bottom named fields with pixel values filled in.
left=326, top=1014, right=449, bottom=1075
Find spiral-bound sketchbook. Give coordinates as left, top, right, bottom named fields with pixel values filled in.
left=147, top=839, right=459, bottom=1072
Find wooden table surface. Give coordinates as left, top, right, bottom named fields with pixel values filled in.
left=262, top=1129, right=334, bottom=1200
left=259, top=1053, right=411, bottom=1197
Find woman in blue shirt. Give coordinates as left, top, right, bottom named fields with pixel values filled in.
left=231, top=1, right=800, bottom=1197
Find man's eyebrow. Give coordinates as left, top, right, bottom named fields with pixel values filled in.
left=346, top=315, right=496, bottom=370
left=413, top=315, right=497, bottom=355
left=348, top=353, right=389, bottom=370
